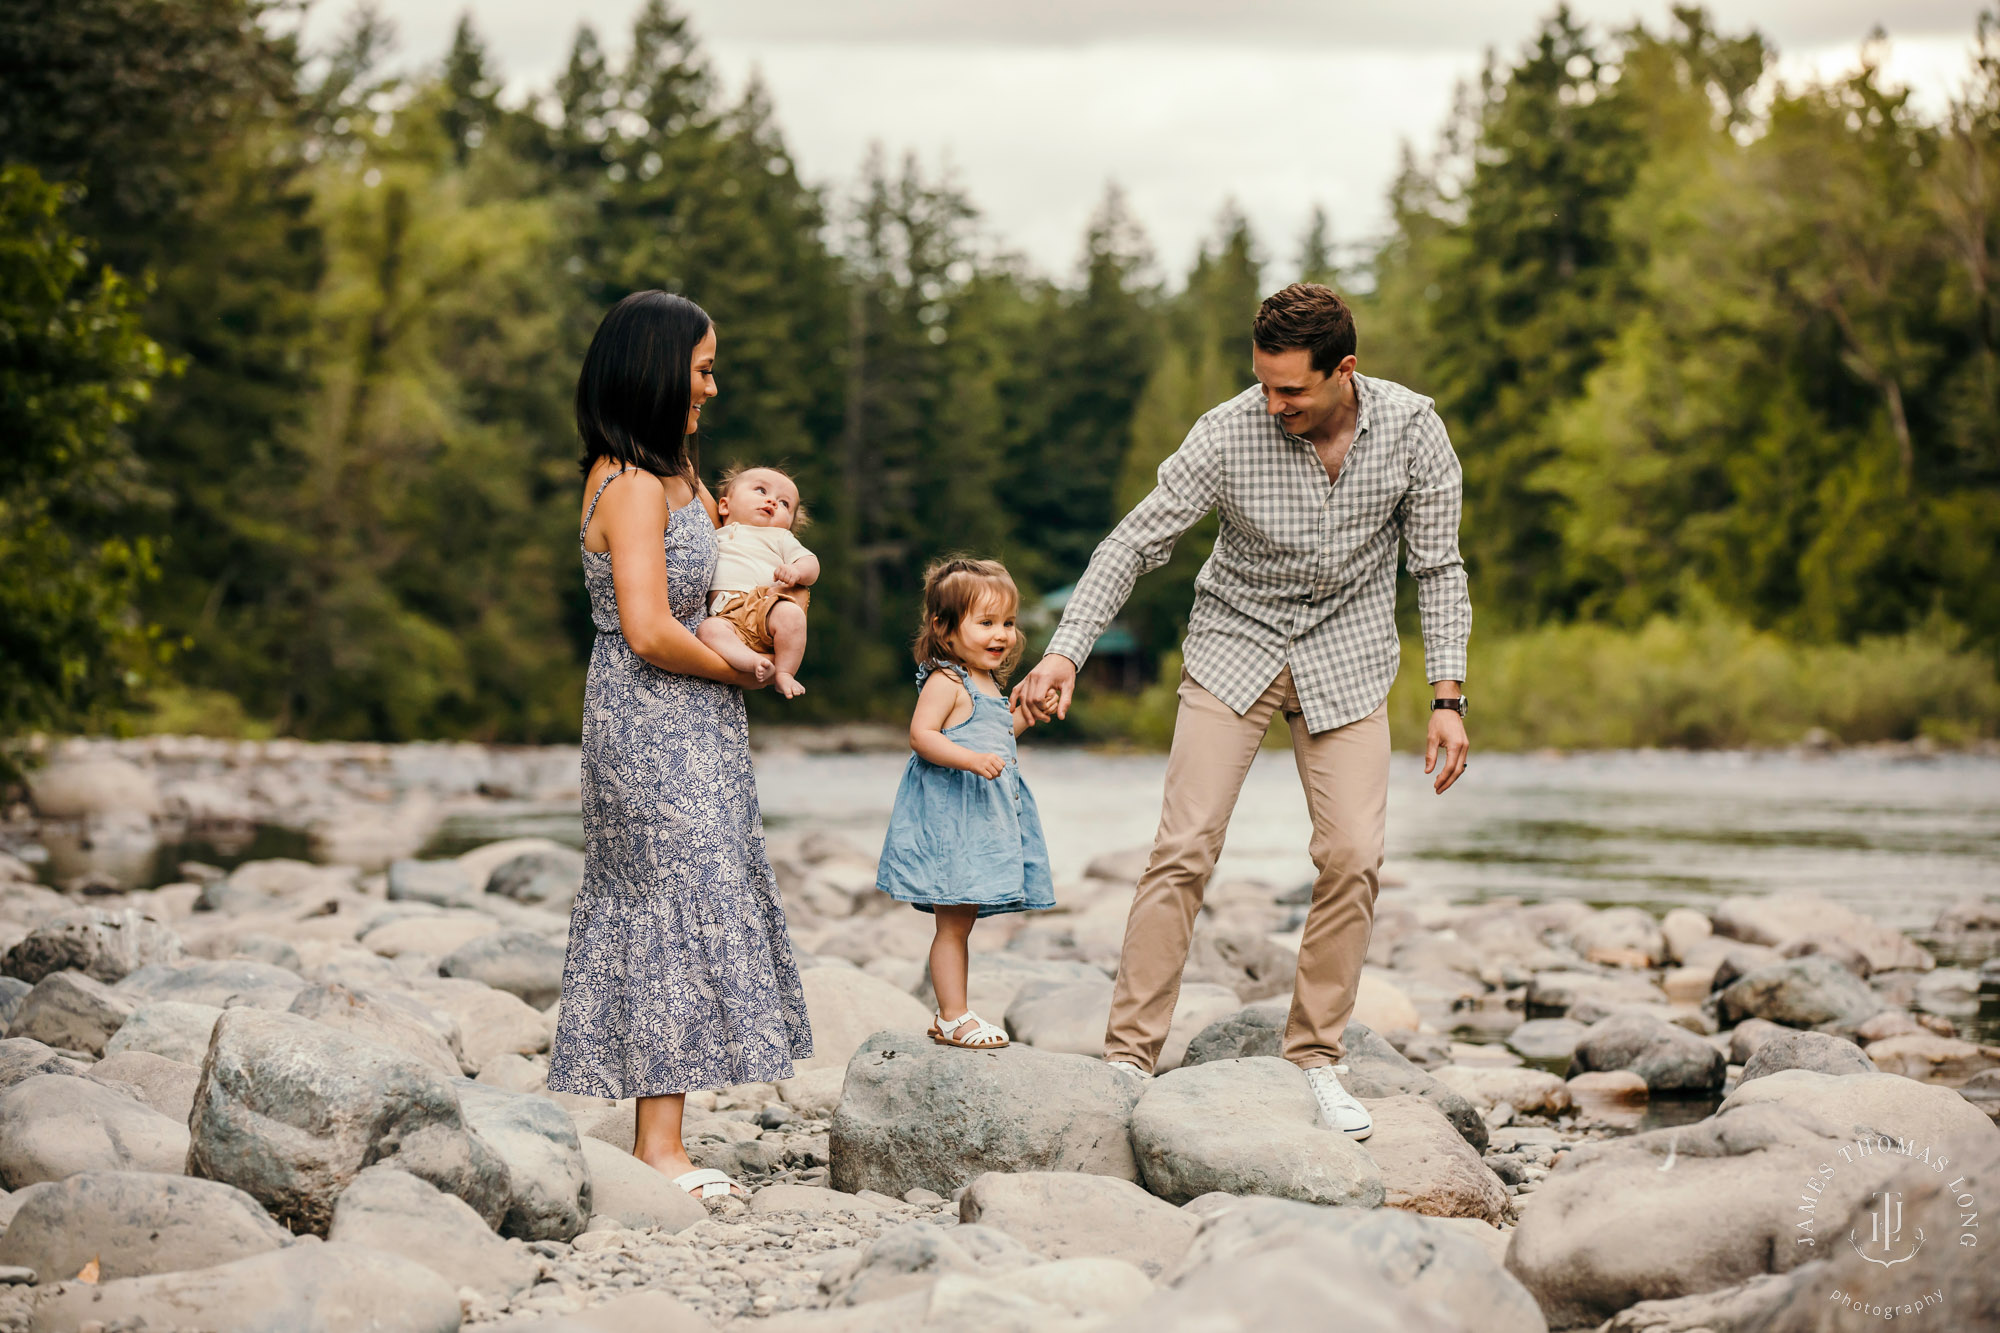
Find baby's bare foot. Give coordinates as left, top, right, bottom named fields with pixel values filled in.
left=775, top=672, right=806, bottom=699
left=751, top=659, right=776, bottom=685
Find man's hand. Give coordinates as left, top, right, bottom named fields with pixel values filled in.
left=1426, top=705, right=1469, bottom=794
left=1010, top=654, right=1078, bottom=723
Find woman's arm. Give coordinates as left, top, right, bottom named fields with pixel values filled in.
left=600, top=473, right=765, bottom=687
left=910, top=675, right=1005, bottom=778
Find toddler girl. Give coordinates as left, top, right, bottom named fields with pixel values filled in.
left=876, top=557, right=1055, bottom=1048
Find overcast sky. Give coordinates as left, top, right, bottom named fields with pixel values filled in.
left=299, top=1, right=1989, bottom=280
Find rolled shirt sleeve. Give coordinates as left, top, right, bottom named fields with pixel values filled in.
left=1398, top=406, right=1471, bottom=684
left=1045, top=421, right=1222, bottom=669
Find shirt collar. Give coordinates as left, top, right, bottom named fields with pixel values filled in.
left=1275, top=372, right=1369, bottom=448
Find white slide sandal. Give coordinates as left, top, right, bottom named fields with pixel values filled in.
left=674, top=1167, right=745, bottom=1200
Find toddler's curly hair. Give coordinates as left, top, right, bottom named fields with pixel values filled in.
left=914, top=556, right=1023, bottom=684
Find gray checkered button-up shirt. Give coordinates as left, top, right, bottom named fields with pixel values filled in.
left=1045, top=373, right=1471, bottom=735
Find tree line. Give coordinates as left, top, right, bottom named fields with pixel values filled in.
left=4, top=1, right=1997, bottom=751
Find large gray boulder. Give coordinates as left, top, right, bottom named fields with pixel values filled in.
left=1360, top=1093, right=1510, bottom=1223
left=0, top=1171, right=288, bottom=1281
left=1005, top=978, right=1240, bottom=1072
left=1122, top=1196, right=1546, bottom=1333
left=1739, top=1029, right=1877, bottom=1083
left=114, top=958, right=305, bottom=1011
left=1501, top=1095, right=1967, bottom=1329
left=408, top=976, right=548, bottom=1072
left=575, top=1137, right=705, bottom=1232
left=86, top=1050, right=202, bottom=1123
left=1711, top=892, right=1934, bottom=974
left=103, top=1000, right=224, bottom=1065
left=958, top=1170, right=1199, bottom=1277
left=830, top=1030, right=1141, bottom=1197
left=29, top=1240, right=462, bottom=1333
left=195, top=859, right=360, bottom=916
left=485, top=846, right=585, bottom=910
left=328, top=1164, right=538, bottom=1303
left=0, top=1037, right=86, bottom=1090
left=0, top=908, right=183, bottom=985
left=1569, top=1011, right=1727, bottom=1093
left=287, top=981, right=465, bottom=1077
left=438, top=930, right=565, bottom=1009
left=0, top=976, right=28, bottom=1030
left=1184, top=1013, right=1487, bottom=1152
left=5, top=970, right=137, bottom=1055
left=387, top=857, right=479, bottom=907
left=186, top=1007, right=508, bottom=1234
left=912, top=955, right=1109, bottom=1022
left=1761, top=1133, right=2000, bottom=1332
left=0, top=1074, right=188, bottom=1188
left=1129, top=1057, right=1384, bottom=1207
left=454, top=1078, right=591, bottom=1241
left=1716, top=956, right=1887, bottom=1032
left=1717, top=1068, right=2000, bottom=1146
left=821, top=1218, right=1038, bottom=1306
left=1504, top=1017, right=1589, bottom=1065
left=793, top=965, right=933, bottom=1076
left=25, top=756, right=159, bottom=819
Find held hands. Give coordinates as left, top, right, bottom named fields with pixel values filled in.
left=1426, top=704, right=1470, bottom=795
left=1009, top=654, right=1077, bottom=723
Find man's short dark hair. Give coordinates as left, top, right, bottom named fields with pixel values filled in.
left=1253, top=283, right=1357, bottom=377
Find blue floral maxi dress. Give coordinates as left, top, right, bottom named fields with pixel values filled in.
left=547, top=467, right=813, bottom=1097
left=875, top=661, right=1056, bottom=917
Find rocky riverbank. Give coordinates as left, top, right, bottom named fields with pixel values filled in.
left=0, top=739, right=1997, bottom=1332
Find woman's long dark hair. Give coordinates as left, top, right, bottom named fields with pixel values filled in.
left=575, top=291, right=712, bottom=480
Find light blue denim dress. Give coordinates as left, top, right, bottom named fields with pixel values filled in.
left=876, top=660, right=1056, bottom=917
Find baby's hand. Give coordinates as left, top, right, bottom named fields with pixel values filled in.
left=967, top=753, right=1007, bottom=780
left=771, top=562, right=805, bottom=588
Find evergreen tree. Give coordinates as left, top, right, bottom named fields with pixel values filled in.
left=0, top=168, right=170, bottom=760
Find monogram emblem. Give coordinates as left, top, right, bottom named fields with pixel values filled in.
left=1849, top=1189, right=1925, bottom=1267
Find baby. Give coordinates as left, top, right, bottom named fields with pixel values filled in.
left=698, top=465, right=818, bottom=699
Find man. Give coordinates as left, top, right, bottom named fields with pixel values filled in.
left=1011, top=282, right=1470, bottom=1139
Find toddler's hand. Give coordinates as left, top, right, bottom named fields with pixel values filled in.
left=968, top=753, right=1007, bottom=780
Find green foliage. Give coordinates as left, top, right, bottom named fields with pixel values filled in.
left=6, top=1, right=2000, bottom=751
left=1383, top=606, right=2000, bottom=751
left=0, top=167, right=169, bottom=754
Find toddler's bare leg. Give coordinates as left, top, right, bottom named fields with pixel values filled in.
left=928, top=906, right=981, bottom=1040
left=697, top=616, right=774, bottom=684
left=767, top=599, right=808, bottom=699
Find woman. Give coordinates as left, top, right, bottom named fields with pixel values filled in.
left=547, top=291, right=813, bottom=1202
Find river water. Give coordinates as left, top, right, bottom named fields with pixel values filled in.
left=432, top=746, right=2000, bottom=951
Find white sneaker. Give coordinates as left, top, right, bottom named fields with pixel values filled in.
left=1305, top=1064, right=1373, bottom=1139
left=1106, top=1058, right=1152, bottom=1083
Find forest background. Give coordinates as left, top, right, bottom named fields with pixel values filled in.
left=6, top=0, right=2000, bottom=755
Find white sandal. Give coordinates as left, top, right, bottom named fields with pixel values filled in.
left=673, top=1167, right=746, bottom=1200
left=930, top=1009, right=1009, bottom=1049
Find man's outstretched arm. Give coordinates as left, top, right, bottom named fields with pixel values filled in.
left=1399, top=406, right=1472, bottom=793
left=1014, top=422, right=1223, bottom=720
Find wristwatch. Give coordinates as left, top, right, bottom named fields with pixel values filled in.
left=1431, top=697, right=1468, bottom=717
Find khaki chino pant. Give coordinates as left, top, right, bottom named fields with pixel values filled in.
left=1103, top=666, right=1389, bottom=1071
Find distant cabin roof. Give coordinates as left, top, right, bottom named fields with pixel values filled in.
left=1038, top=584, right=1137, bottom=655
